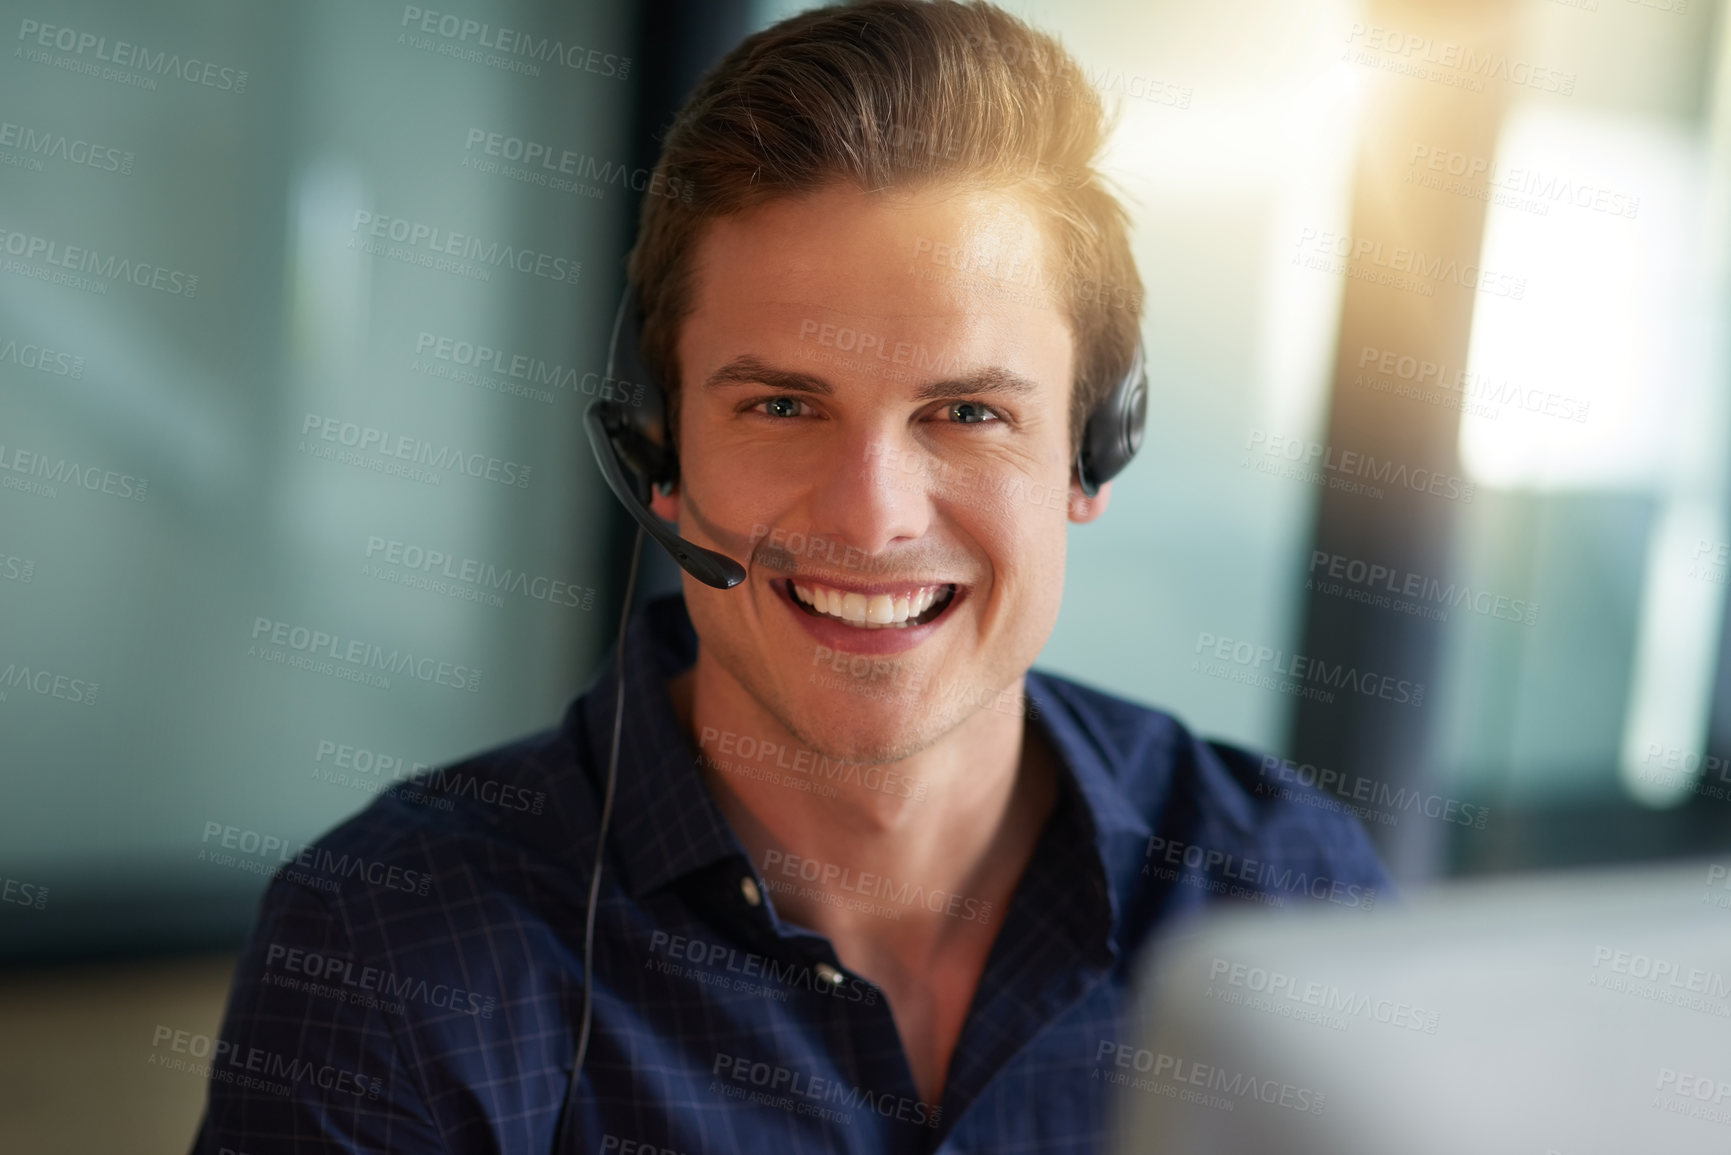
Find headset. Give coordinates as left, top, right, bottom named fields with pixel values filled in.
left=553, top=285, right=1148, bottom=1149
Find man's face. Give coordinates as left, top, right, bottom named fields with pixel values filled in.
left=651, top=181, right=1111, bottom=764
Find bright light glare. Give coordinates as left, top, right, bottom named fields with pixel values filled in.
left=1461, top=106, right=1723, bottom=809
left=1461, top=108, right=1705, bottom=491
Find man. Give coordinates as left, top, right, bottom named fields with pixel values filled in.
left=194, top=2, right=1388, bottom=1151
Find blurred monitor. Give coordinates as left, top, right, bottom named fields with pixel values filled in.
left=1111, top=860, right=1731, bottom=1155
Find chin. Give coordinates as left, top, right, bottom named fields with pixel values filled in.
left=790, top=680, right=952, bottom=765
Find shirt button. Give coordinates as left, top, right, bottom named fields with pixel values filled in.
left=815, top=963, right=844, bottom=986
left=740, top=876, right=762, bottom=907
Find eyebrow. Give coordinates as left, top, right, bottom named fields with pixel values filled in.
left=702, top=354, right=1041, bottom=401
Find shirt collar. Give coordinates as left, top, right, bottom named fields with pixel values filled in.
left=1021, top=671, right=1154, bottom=960
left=1022, top=673, right=1154, bottom=847
left=570, top=593, right=1157, bottom=939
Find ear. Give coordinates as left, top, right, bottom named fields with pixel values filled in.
left=1068, top=476, right=1112, bottom=523
left=649, top=480, right=681, bottom=522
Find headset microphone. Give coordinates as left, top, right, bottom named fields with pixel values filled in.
left=583, top=292, right=746, bottom=590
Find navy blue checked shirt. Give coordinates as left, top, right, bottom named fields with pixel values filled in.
left=192, top=592, right=1391, bottom=1154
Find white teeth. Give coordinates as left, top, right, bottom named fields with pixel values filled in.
left=792, top=581, right=952, bottom=628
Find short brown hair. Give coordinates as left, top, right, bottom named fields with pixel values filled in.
left=627, top=0, right=1144, bottom=459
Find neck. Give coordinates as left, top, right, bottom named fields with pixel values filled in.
left=668, top=650, right=1057, bottom=960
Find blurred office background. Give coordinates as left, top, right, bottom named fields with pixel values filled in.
left=1, top=0, right=1728, bottom=1149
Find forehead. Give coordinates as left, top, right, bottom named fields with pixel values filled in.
left=681, top=182, right=1073, bottom=376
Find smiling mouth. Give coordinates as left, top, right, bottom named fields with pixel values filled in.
left=784, top=580, right=959, bottom=629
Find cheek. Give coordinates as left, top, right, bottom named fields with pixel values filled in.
left=969, top=493, right=1068, bottom=594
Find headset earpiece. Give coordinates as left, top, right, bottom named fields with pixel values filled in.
left=1074, top=341, right=1148, bottom=498
left=604, top=290, right=677, bottom=489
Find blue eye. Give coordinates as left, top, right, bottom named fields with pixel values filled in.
left=946, top=401, right=1000, bottom=424
left=755, top=396, right=806, bottom=419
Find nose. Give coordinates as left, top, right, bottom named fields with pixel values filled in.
left=801, top=425, right=935, bottom=560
